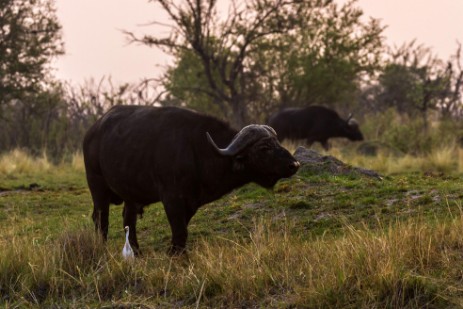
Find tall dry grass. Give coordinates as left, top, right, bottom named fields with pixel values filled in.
left=1, top=142, right=461, bottom=177
left=334, top=145, right=459, bottom=175
left=282, top=137, right=460, bottom=175
left=0, top=149, right=85, bottom=176
left=70, top=151, right=85, bottom=171
left=1, top=212, right=463, bottom=307
left=285, top=141, right=461, bottom=175
left=0, top=149, right=51, bottom=175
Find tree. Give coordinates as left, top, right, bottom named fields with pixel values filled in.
left=0, top=0, right=64, bottom=109
left=439, top=43, right=463, bottom=118
left=128, top=0, right=322, bottom=127
left=362, top=41, right=463, bottom=128
left=0, top=0, right=65, bottom=155
left=249, top=0, right=384, bottom=115
left=130, top=0, right=384, bottom=126
left=162, top=48, right=227, bottom=117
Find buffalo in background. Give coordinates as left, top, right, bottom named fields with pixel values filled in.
left=268, top=105, right=364, bottom=150
left=83, top=106, right=300, bottom=254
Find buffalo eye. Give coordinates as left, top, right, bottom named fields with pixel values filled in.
left=258, top=144, right=272, bottom=152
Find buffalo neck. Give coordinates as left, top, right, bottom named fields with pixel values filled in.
left=199, top=154, right=251, bottom=205
left=197, top=128, right=252, bottom=205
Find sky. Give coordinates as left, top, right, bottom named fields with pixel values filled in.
left=53, top=0, right=463, bottom=85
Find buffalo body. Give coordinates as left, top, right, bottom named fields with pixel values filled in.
left=83, top=105, right=299, bottom=254
left=268, top=105, right=364, bottom=150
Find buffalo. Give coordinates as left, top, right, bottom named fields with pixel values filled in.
left=83, top=105, right=300, bottom=254
left=268, top=105, right=364, bottom=150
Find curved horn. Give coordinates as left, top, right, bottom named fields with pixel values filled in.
left=348, top=118, right=359, bottom=126
left=346, top=113, right=353, bottom=122
left=207, top=124, right=274, bottom=156
left=262, top=125, right=277, bottom=137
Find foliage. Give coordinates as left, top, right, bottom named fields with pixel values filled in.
left=0, top=83, right=67, bottom=158
left=0, top=0, right=67, bottom=158
left=163, top=49, right=226, bottom=117
left=0, top=77, right=159, bottom=160
left=361, top=41, right=463, bottom=122
left=252, top=0, right=384, bottom=115
left=0, top=0, right=64, bottom=109
left=0, top=1, right=164, bottom=159
left=130, top=0, right=303, bottom=127
left=359, top=109, right=462, bottom=155
left=132, top=0, right=384, bottom=126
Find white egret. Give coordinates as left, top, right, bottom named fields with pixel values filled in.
left=122, top=226, right=135, bottom=260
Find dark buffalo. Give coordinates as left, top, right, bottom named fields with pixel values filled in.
left=268, top=105, right=364, bottom=150
left=83, top=105, right=300, bottom=254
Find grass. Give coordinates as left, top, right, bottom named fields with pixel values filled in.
left=337, top=146, right=459, bottom=175
left=286, top=140, right=461, bottom=175
left=0, top=149, right=51, bottom=175
left=1, top=147, right=463, bottom=307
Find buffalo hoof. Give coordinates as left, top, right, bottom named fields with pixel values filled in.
left=167, top=245, right=187, bottom=256
left=134, top=248, right=142, bottom=257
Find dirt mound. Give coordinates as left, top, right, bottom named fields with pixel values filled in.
left=293, top=146, right=383, bottom=179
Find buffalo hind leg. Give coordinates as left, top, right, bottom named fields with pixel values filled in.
left=87, top=175, right=111, bottom=240
left=122, top=202, right=141, bottom=255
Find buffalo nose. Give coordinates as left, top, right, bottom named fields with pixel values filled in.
left=290, top=160, right=300, bottom=171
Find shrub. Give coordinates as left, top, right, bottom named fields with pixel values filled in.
left=361, top=109, right=460, bottom=155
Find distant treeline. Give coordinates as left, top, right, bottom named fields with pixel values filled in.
left=1, top=0, right=463, bottom=160
left=1, top=74, right=463, bottom=161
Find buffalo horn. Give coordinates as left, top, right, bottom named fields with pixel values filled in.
left=346, top=113, right=353, bottom=122
left=207, top=124, right=275, bottom=156
left=348, top=118, right=359, bottom=126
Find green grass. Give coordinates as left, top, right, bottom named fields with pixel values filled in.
left=1, top=149, right=463, bottom=307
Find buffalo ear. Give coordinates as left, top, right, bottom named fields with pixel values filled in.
left=233, top=154, right=246, bottom=171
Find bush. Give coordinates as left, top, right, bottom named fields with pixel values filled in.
left=361, top=109, right=461, bottom=155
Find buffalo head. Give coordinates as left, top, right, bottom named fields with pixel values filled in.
left=207, top=124, right=300, bottom=188
left=345, top=114, right=364, bottom=141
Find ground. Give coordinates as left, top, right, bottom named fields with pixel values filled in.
left=1, top=148, right=463, bottom=307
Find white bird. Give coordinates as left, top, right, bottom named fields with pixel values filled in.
left=122, top=226, right=135, bottom=260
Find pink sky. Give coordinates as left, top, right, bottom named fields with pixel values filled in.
left=53, top=0, right=463, bottom=85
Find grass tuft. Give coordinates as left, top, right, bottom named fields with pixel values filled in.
left=69, top=151, right=85, bottom=171
left=331, top=145, right=459, bottom=175
left=0, top=149, right=51, bottom=175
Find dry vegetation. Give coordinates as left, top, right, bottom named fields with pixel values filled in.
left=2, top=212, right=463, bottom=307
left=336, top=145, right=462, bottom=175
left=1, top=146, right=463, bottom=307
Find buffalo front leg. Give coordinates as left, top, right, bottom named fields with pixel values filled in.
left=122, top=202, right=141, bottom=255
left=162, top=199, right=195, bottom=255
left=321, top=140, right=331, bottom=151
left=306, top=138, right=315, bottom=149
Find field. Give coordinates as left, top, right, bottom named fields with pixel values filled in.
left=2, top=146, right=463, bottom=308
